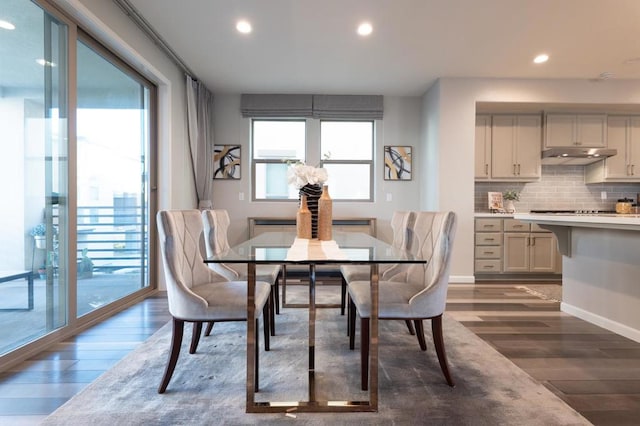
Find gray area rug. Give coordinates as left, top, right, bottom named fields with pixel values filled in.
left=43, top=289, right=587, bottom=426
left=518, top=284, right=562, bottom=302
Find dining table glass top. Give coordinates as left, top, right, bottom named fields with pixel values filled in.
left=204, top=231, right=425, bottom=265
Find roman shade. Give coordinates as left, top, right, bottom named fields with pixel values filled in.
left=312, top=95, right=383, bottom=119
left=240, top=94, right=313, bottom=118
left=240, top=94, right=383, bottom=119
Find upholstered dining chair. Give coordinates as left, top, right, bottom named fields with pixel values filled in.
left=156, top=209, right=272, bottom=394
left=340, top=211, right=415, bottom=315
left=341, top=211, right=417, bottom=335
left=347, top=211, right=457, bottom=390
left=202, top=209, right=282, bottom=335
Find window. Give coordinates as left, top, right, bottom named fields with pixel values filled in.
left=321, top=121, right=374, bottom=200
left=252, top=119, right=375, bottom=201
left=252, top=120, right=306, bottom=200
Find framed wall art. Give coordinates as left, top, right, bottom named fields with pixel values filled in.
left=213, top=145, right=241, bottom=179
left=384, top=145, right=412, bottom=180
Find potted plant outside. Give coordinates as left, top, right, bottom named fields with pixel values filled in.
left=30, top=224, right=47, bottom=249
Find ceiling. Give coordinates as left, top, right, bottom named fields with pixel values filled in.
left=122, top=0, right=640, bottom=96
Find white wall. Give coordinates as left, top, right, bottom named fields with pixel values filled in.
left=427, top=77, right=640, bottom=283
left=212, top=95, right=424, bottom=245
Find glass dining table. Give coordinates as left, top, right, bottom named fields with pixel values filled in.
left=204, top=231, right=426, bottom=413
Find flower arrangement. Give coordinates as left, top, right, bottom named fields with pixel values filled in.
left=502, top=189, right=520, bottom=201
left=287, top=162, right=328, bottom=189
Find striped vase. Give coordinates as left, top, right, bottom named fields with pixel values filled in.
left=299, top=184, right=322, bottom=238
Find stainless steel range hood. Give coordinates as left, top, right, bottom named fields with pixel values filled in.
left=541, top=147, right=617, bottom=165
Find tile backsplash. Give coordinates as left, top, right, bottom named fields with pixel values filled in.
left=475, top=166, right=640, bottom=212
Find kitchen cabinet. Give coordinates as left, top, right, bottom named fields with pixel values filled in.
left=544, top=113, right=607, bottom=148
left=585, top=115, right=640, bottom=183
left=490, top=115, right=541, bottom=180
left=503, top=220, right=559, bottom=273
left=475, top=115, right=492, bottom=180
left=474, top=217, right=561, bottom=277
left=474, top=218, right=502, bottom=274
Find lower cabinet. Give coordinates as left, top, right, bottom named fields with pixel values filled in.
left=475, top=217, right=562, bottom=277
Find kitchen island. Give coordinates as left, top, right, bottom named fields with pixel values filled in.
left=514, top=212, right=640, bottom=342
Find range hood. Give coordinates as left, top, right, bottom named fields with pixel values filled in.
left=541, top=147, right=617, bottom=165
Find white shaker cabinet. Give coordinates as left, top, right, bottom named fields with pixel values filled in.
left=490, top=115, right=541, bottom=180
left=585, top=115, right=640, bottom=182
left=475, top=115, right=492, bottom=180
left=544, top=113, right=607, bottom=148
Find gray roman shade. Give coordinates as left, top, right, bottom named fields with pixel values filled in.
left=240, top=94, right=313, bottom=118
left=312, top=95, right=383, bottom=119
left=240, top=94, right=383, bottom=119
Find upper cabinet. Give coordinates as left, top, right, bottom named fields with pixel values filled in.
left=490, top=115, right=542, bottom=181
left=544, top=113, right=607, bottom=148
left=475, top=115, right=492, bottom=180
left=585, top=116, right=640, bottom=183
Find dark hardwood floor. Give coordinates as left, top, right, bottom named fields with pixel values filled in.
left=1, top=282, right=639, bottom=425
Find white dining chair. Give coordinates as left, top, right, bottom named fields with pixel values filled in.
left=347, top=211, right=457, bottom=390
left=156, top=209, right=271, bottom=393
left=202, top=209, right=281, bottom=335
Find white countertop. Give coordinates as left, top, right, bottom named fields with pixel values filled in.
left=474, top=212, right=514, bottom=218
left=514, top=212, right=640, bottom=231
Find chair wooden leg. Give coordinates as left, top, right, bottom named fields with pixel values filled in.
left=432, top=315, right=454, bottom=387
left=348, top=297, right=356, bottom=349
left=189, top=321, right=203, bottom=354
left=340, top=276, right=347, bottom=315
left=360, top=317, right=370, bottom=391
left=346, top=292, right=351, bottom=336
left=414, top=319, right=427, bottom=351
left=269, top=289, right=276, bottom=336
left=158, top=317, right=184, bottom=394
left=405, top=320, right=416, bottom=335
left=274, top=276, right=280, bottom=315
left=204, top=321, right=214, bottom=336
left=263, top=304, right=270, bottom=351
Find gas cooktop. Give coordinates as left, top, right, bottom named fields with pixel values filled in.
left=530, top=209, right=617, bottom=215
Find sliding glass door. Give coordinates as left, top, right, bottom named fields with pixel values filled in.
left=0, top=0, right=156, bottom=358
left=0, top=0, right=68, bottom=354
left=75, top=36, right=152, bottom=317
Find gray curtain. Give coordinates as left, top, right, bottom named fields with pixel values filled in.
left=186, top=75, right=214, bottom=209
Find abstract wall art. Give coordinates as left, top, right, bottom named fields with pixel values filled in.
left=213, top=145, right=241, bottom=179
left=384, top=145, right=412, bottom=180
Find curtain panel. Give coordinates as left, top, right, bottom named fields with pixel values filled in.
left=240, top=94, right=383, bottom=119
left=186, top=75, right=215, bottom=209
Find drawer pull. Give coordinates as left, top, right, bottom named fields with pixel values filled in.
left=485, top=238, right=494, bottom=241
left=483, top=265, right=495, bottom=269
left=484, top=251, right=494, bottom=255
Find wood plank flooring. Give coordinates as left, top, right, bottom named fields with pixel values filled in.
left=1, top=282, right=639, bottom=425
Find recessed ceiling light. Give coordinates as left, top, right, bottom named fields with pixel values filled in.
left=36, top=58, right=56, bottom=67
left=236, top=20, right=252, bottom=34
left=357, top=22, right=373, bottom=36
left=0, top=20, right=15, bottom=30
left=533, top=54, right=549, bottom=64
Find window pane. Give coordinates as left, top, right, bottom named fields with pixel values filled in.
left=253, top=120, right=305, bottom=159
left=0, top=0, right=69, bottom=355
left=254, top=162, right=297, bottom=199
left=76, top=40, right=150, bottom=317
left=321, top=121, right=373, bottom=160
left=323, top=164, right=371, bottom=200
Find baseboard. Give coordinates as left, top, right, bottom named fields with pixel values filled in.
left=450, top=275, right=475, bottom=283
left=561, top=302, right=640, bottom=343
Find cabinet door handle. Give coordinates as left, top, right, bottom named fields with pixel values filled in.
left=485, top=164, right=489, bottom=175
left=513, top=164, right=517, bottom=175
left=531, top=237, right=535, bottom=246
left=632, top=165, right=635, bottom=176
left=517, top=164, right=521, bottom=175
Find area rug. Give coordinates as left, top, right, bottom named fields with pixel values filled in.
left=517, top=284, right=562, bottom=302
left=43, top=301, right=588, bottom=425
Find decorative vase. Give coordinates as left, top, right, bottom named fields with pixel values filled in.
left=299, top=184, right=322, bottom=238
left=317, top=185, right=333, bottom=241
left=296, top=195, right=312, bottom=239
left=504, top=199, right=516, bottom=213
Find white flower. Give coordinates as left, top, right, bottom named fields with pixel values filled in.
left=287, top=162, right=328, bottom=189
